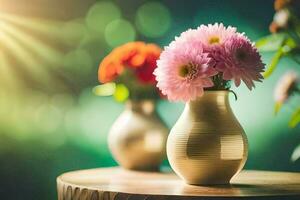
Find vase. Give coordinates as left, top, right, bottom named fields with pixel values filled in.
left=167, top=90, right=248, bottom=185
left=108, top=99, right=168, bottom=171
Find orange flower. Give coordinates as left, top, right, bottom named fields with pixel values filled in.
left=274, top=0, right=291, bottom=11
left=98, top=52, right=123, bottom=83
left=98, top=42, right=161, bottom=84
left=135, top=44, right=161, bottom=83
left=269, top=21, right=281, bottom=33
left=121, top=42, right=147, bottom=68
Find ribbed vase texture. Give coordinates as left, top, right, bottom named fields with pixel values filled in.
left=167, top=91, right=248, bottom=185
left=109, top=100, right=168, bottom=171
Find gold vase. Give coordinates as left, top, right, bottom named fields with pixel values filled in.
left=167, top=91, right=248, bottom=185
left=108, top=100, right=168, bottom=171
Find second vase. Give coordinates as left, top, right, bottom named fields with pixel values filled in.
left=109, top=100, right=168, bottom=171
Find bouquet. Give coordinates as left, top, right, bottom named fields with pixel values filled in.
left=95, top=41, right=162, bottom=102
left=274, top=71, right=300, bottom=127
left=154, top=23, right=265, bottom=102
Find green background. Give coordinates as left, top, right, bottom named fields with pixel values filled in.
left=0, top=0, right=299, bottom=200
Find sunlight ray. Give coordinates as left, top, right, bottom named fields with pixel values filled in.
left=0, top=50, right=20, bottom=90
left=0, top=12, right=64, bottom=40
left=1, top=22, right=64, bottom=66
left=0, top=28, right=54, bottom=86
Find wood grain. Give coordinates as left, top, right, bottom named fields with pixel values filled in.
left=57, top=167, right=300, bottom=200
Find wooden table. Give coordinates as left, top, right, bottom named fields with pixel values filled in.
left=57, top=167, right=300, bottom=200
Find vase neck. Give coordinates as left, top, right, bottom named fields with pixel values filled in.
left=126, top=99, right=156, bottom=115
left=188, top=91, right=231, bottom=117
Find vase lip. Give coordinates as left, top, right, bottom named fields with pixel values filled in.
left=203, top=89, right=230, bottom=93
left=126, top=98, right=156, bottom=104
left=125, top=99, right=156, bottom=114
left=189, top=90, right=229, bottom=103
left=204, top=89, right=230, bottom=93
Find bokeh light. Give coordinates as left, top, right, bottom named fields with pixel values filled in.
left=76, top=29, right=107, bottom=63
left=51, top=93, right=75, bottom=110
left=63, top=49, right=93, bottom=76
left=104, top=19, right=136, bottom=47
left=85, top=2, right=121, bottom=33
left=62, top=19, right=87, bottom=46
left=113, top=84, right=129, bottom=102
left=93, top=83, right=116, bottom=96
left=135, top=2, right=171, bottom=38
left=34, top=103, right=63, bottom=134
left=64, top=107, right=81, bottom=138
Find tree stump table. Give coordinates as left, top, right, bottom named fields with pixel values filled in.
left=57, top=167, right=300, bottom=200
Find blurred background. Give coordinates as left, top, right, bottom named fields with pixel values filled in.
left=0, top=0, right=299, bottom=199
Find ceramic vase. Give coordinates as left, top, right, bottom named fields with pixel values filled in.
left=108, top=100, right=168, bottom=171
left=167, top=91, right=248, bottom=185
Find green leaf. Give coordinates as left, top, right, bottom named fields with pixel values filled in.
left=280, top=37, right=297, bottom=55
left=113, top=84, right=129, bottom=102
left=92, top=83, right=116, bottom=96
left=274, top=102, right=282, bottom=115
left=288, top=108, right=300, bottom=128
left=263, top=48, right=284, bottom=78
left=255, top=33, right=286, bottom=52
left=284, top=37, right=297, bottom=49
left=291, top=144, right=300, bottom=162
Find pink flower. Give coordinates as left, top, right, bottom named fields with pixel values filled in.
left=214, top=34, right=265, bottom=90
left=196, top=23, right=237, bottom=49
left=154, top=23, right=265, bottom=102
left=274, top=71, right=299, bottom=103
left=154, top=41, right=217, bottom=102
left=170, top=23, right=236, bottom=50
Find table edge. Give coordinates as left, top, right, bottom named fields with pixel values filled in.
left=56, top=167, right=300, bottom=198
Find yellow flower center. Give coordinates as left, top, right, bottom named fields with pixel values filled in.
left=178, top=63, right=198, bottom=80
left=178, top=65, right=190, bottom=77
left=208, top=36, right=220, bottom=44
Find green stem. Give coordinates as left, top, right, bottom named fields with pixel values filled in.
left=207, top=74, right=231, bottom=90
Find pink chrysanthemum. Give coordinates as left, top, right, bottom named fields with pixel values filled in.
left=154, top=23, right=265, bottom=102
left=154, top=41, right=217, bottom=102
left=170, top=23, right=236, bottom=50
left=214, top=34, right=265, bottom=90
left=196, top=23, right=237, bottom=48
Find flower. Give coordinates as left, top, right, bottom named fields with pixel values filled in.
left=154, top=41, right=217, bottom=102
left=168, top=23, right=236, bottom=51
left=98, top=42, right=161, bottom=84
left=119, top=41, right=147, bottom=68
left=154, top=23, right=265, bottom=102
left=269, top=21, right=282, bottom=33
left=273, top=9, right=290, bottom=28
left=170, top=28, right=199, bottom=46
left=274, top=71, right=299, bottom=103
left=98, top=53, right=123, bottom=83
left=274, top=0, right=291, bottom=11
left=214, top=34, right=265, bottom=90
left=135, top=44, right=161, bottom=84
left=269, top=9, right=290, bottom=33
left=196, top=23, right=237, bottom=49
